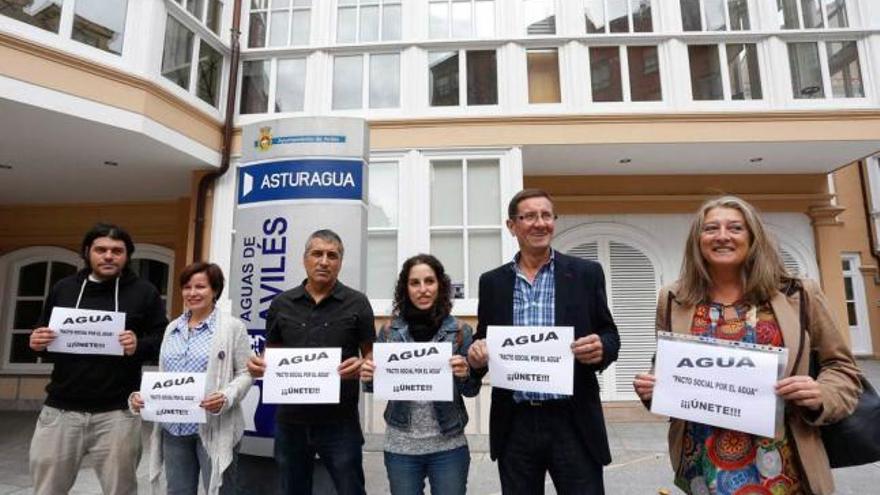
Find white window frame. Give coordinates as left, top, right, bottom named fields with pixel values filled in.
left=522, top=0, right=557, bottom=36
left=427, top=48, right=500, bottom=109
left=365, top=157, right=403, bottom=308
left=174, top=0, right=225, bottom=35
left=0, top=247, right=82, bottom=374
left=331, top=51, right=401, bottom=111
left=245, top=0, right=312, bottom=48
left=335, top=0, right=401, bottom=43
left=131, top=244, right=175, bottom=319
left=427, top=0, right=495, bottom=39
left=785, top=39, right=867, bottom=102
left=685, top=42, right=763, bottom=102
left=681, top=0, right=751, bottom=31
left=584, top=0, right=656, bottom=34
left=778, top=0, right=851, bottom=30
left=585, top=44, right=664, bottom=104
left=841, top=252, right=873, bottom=355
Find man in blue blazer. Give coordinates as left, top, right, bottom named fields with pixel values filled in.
left=467, top=189, right=620, bottom=494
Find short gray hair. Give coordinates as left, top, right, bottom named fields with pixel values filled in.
left=304, top=229, right=344, bottom=257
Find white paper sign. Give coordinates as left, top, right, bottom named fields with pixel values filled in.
left=140, top=372, right=207, bottom=424
left=263, top=348, right=341, bottom=404
left=373, top=342, right=453, bottom=401
left=650, top=332, right=788, bottom=438
left=46, top=307, right=125, bottom=356
left=486, top=326, right=574, bottom=395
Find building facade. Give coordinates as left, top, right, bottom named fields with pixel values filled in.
left=1, top=0, right=880, bottom=436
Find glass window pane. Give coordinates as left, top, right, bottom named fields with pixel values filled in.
left=49, top=262, right=77, bottom=289
left=467, top=50, right=497, bottom=105
left=628, top=45, right=662, bottom=101
left=248, top=12, right=267, bottom=48
left=360, top=5, right=379, bottom=42
left=71, top=0, right=128, bottom=55
left=251, top=0, right=268, bottom=8
left=681, top=0, right=702, bottom=31
left=276, top=58, right=306, bottom=112
left=842, top=259, right=851, bottom=271
left=429, top=51, right=460, bottom=106
left=366, top=233, right=397, bottom=299
left=431, top=160, right=463, bottom=225
left=382, top=3, right=401, bottom=40
left=269, top=10, right=289, bottom=46
left=368, top=162, right=399, bottom=228
left=134, top=259, right=169, bottom=296
left=727, top=43, right=762, bottom=100
left=452, top=0, right=472, bottom=38
left=788, top=42, right=824, bottom=99
left=778, top=0, right=799, bottom=29
left=527, top=49, right=561, bottom=104
left=801, top=0, right=823, bottom=28
left=525, top=0, right=555, bottom=35
left=846, top=302, right=857, bottom=326
left=291, top=9, right=310, bottom=44
left=844, top=277, right=854, bottom=299
left=430, top=232, right=464, bottom=296
left=468, top=232, right=501, bottom=298
left=161, top=16, right=194, bottom=90
left=429, top=1, right=449, bottom=38
left=333, top=55, right=363, bottom=109
left=370, top=53, right=400, bottom=108
left=585, top=0, right=605, bottom=33
left=827, top=41, right=863, bottom=98
left=337, top=6, right=356, bottom=42
left=608, top=0, right=628, bottom=32
left=11, top=333, right=38, bottom=363
left=240, top=60, right=270, bottom=114
left=14, top=300, right=43, bottom=329
left=187, top=0, right=205, bottom=19
left=474, top=0, right=494, bottom=37
left=728, top=0, right=750, bottom=30
left=206, top=0, right=223, bottom=34
left=274, top=0, right=291, bottom=7
left=197, top=41, right=222, bottom=106
left=631, top=0, right=652, bottom=32
left=293, top=0, right=310, bottom=5
left=704, top=0, right=726, bottom=31
left=467, top=159, right=500, bottom=225
left=825, top=0, right=848, bottom=28
left=0, top=0, right=62, bottom=32
left=689, top=45, right=723, bottom=100
left=590, top=47, right=622, bottom=102
left=18, top=262, right=47, bottom=297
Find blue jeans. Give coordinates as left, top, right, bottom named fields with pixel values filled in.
left=384, top=445, right=470, bottom=495
left=274, top=420, right=365, bottom=495
left=162, top=430, right=238, bottom=495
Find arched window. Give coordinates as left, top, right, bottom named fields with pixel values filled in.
left=131, top=244, right=175, bottom=318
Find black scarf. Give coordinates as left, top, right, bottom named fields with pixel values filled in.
left=402, top=306, right=442, bottom=342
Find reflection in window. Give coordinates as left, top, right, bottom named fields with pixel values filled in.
left=240, top=60, right=270, bottom=114
left=337, top=0, right=401, bottom=43
left=10, top=261, right=77, bottom=364
left=524, top=0, right=554, bottom=35
left=196, top=41, right=222, bottom=106
left=628, top=46, right=661, bottom=101
left=430, top=0, right=494, bottom=38
left=248, top=0, right=310, bottom=48
left=801, top=0, right=823, bottom=28
left=161, top=16, right=195, bottom=90
left=370, top=53, right=400, bottom=108
left=333, top=55, right=363, bottom=110
left=0, top=0, right=62, bottom=33
left=788, top=42, right=824, bottom=99
left=71, top=0, right=128, bottom=55
left=366, top=161, right=398, bottom=299
left=779, top=0, right=847, bottom=29
left=590, top=47, right=622, bottom=102
left=527, top=49, right=561, bottom=104
left=275, top=58, right=306, bottom=112
left=727, top=43, right=762, bottom=100
left=689, top=45, right=722, bottom=100
left=587, top=0, right=652, bottom=34
left=825, top=0, right=848, bottom=28
left=429, top=51, right=460, bottom=106
left=467, top=50, right=497, bottom=105
left=683, top=0, right=749, bottom=31
left=827, top=41, right=863, bottom=98
left=778, top=0, right=799, bottom=29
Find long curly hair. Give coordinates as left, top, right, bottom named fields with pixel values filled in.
left=392, top=254, right=453, bottom=329
left=678, top=195, right=790, bottom=305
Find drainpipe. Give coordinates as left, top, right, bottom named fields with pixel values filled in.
left=857, top=160, right=880, bottom=284
left=193, top=0, right=242, bottom=262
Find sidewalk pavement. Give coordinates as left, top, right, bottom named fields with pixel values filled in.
left=2, top=359, right=878, bottom=494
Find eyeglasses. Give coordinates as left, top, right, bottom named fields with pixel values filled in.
left=512, top=212, right=557, bottom=224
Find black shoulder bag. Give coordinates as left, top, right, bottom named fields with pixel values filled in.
left=791, top=284, right=880, bottom=468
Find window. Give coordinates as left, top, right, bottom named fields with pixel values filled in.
left=177, top=0, right=223, bottom=34
left=590, top=47, right=622, bottom=102
left=429, top=50, right=497, bottom=107
left=430, top=159, right=502, bottom=299
left=628, top=45, right=661, bottom=101
left=524, top=0, right=554, bottom=35
left=778, top=0, right=848, bottom=29
left=429, top=0, right=494, bottom=38
left=240, top=59, right=270, bottom=114
left=161, top=15, right=225, bottom=108
left=275, top=57, right=306, bottom=112
left=788, top=41, right=863, bottom=99
left=682, top=0, right=749, bottom=31
left=337, top=0, right=400, bottom=43
left=71, top=0, right=128, bottom=55
left=687, top=43, right=762, bottom=100
left=248, top=0, right=311, bottom=48
left=0, top=0, right=62, bottom=33
left=332, top=52, right=400, bottom=110
left=586, top=0, right=653, bottom=33
left=527, top=48, right=560, bottom=104
left=588, top=45, right=662, bottom=102
left=196, top=41, right=222, bottom=106
left=366, top=161, right=399, bottom=299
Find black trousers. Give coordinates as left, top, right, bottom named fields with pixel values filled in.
left=498, top=401, right=605, bottom=495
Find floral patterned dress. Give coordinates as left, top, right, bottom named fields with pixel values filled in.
left=674, top=301, right=806, bottom=495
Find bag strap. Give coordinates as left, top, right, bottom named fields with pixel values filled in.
left=664, top=290, right=673, bottom=331
left=791, top=282, right=809, bottom=374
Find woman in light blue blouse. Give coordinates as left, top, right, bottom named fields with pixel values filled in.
left=130, top=262, right=253, bottom=495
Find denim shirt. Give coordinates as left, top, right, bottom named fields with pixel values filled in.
left=371, top=315, right=481, bottom=436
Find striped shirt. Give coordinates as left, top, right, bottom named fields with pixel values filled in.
left=511, top=250, right=568, bottom=402
left=161, top=309, right=216, bottom=436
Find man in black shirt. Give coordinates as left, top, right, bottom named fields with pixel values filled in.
left=27, top=223, right=166, bottom=494
left=248, top=229, right=375, bottom=495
